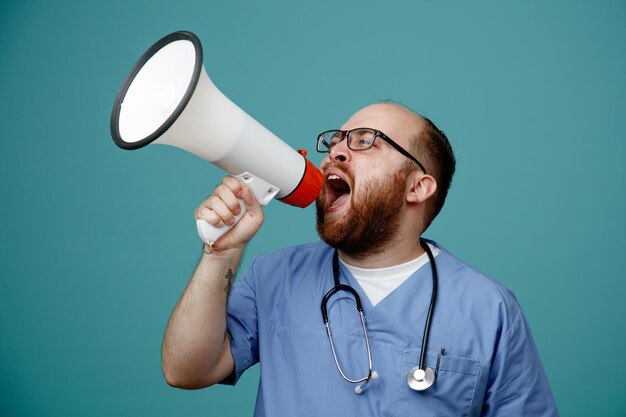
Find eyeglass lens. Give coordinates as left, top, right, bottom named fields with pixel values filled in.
left=320, top=129, right=377, bottom=151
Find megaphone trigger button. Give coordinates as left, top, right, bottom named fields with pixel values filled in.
left=297, top=149, right=308, bottom=157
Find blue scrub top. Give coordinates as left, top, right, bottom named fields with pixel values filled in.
left=224, top=240, right=559, bottom=417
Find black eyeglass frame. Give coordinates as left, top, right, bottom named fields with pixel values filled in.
left=317, top=128, right=427, bottom=174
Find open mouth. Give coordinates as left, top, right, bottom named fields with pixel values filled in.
left=325, top=173, right=352, bottom=211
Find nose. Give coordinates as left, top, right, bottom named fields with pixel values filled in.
left=328, top=138, right=351, bottom=163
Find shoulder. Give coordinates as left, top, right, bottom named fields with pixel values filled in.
left=253, top=240, right=330, bottom=261
left=251, top=240, right=332, bottom=270
left=240, top=241, right=333, bottom=288
left=235, top=241, right=335, bottom=316
left=428, top=240, right=521, bottom=331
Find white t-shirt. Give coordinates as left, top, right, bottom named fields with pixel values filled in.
left=339, top=243, right=440, bottom=306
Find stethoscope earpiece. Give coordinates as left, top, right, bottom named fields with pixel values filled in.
left=355, top=371, right=378, bottom=394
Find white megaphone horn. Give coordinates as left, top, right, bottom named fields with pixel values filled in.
left=110, top=31, right=323, bottom=244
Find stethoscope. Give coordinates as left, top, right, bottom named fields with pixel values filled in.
left=321, top=239, right=439, bottom=394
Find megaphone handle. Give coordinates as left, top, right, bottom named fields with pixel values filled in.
left=195, top=172, right=279, bottom=245
left=196, top=202, right=246, bottom=245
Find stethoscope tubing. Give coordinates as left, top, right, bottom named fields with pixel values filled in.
left=418, top=241, right=438, bottom=370
left=321, top=251, right=373, bottom=384
left=321, top=239, right=439, bottom=391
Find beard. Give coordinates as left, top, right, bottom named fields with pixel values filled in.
left=316, top=168, right=409, bottom=258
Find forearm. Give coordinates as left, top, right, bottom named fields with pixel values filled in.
left=161, top=246, right=243, bottom=388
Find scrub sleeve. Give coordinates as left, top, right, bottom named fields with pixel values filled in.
left=221, top=258, right=260, bottom=384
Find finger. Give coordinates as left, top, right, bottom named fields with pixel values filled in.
left=221, top=176, right=244, bottom=199
left=241, top=185, right=263, bottom=218
left=195, top=194, right=238, bottom=226
left=213, top=183, right=242, bottom=216
left=195, top=205, right=225, bottom=228
left=207, top=196, right=240, bottom=226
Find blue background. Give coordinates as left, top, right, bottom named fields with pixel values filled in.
left=1, top=0, right=625, bottom=415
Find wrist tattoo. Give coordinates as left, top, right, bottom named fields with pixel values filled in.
left=225, top=268, right=234, bottom=294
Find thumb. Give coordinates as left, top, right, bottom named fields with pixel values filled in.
left=241, top=185, right=263, bottom=217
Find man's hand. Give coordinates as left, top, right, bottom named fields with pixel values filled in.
left=163, top=176, right=264, bottom=389
left=194, top=175, right=265, bottom=252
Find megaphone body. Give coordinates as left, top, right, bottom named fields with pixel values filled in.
left=110, top=31, right=322, bottom=243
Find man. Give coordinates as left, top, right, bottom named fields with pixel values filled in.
left=162, top=102, right=559, bottom=416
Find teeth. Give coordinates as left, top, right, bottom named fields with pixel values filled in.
left=327, top=174, right=340, bottom=180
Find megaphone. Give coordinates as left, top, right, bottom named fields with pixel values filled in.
left=110, top=31, right=323, bottom=244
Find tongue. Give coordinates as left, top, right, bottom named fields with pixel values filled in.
left=330, top=193, right=350, bottom=209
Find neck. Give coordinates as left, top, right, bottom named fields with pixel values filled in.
left=339, top=234, right=425, bottom=268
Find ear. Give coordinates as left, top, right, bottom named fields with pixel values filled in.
left=406, top=172, right=437, bottom=204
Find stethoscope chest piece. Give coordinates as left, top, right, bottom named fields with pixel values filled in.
left=406, top=366, right=435, bottom=391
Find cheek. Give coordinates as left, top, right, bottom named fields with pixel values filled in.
left=319, top=155, right=332, bottom=170
left=354, top=161, right=386, bottom=183
left=351, top=176, right=372, bottom=198
left=353, top=166, right=399, bottom=196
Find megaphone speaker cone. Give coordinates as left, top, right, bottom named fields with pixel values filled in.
left=110, top=30, right=324, bottom=243
left=110, top=31, right=203, bottom=149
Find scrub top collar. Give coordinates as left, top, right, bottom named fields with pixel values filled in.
left=333, top=239, right=440, bottom=318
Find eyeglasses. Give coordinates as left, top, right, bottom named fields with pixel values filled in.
left=316, top=128, right=427, bottom=174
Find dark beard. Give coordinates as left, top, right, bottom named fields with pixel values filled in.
left=316, top=170, right=408, bottom=258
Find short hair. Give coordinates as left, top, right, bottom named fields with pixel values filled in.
left=413, top=116, right=456, bottom=230
left=376, top=100, right=456, bottom=230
